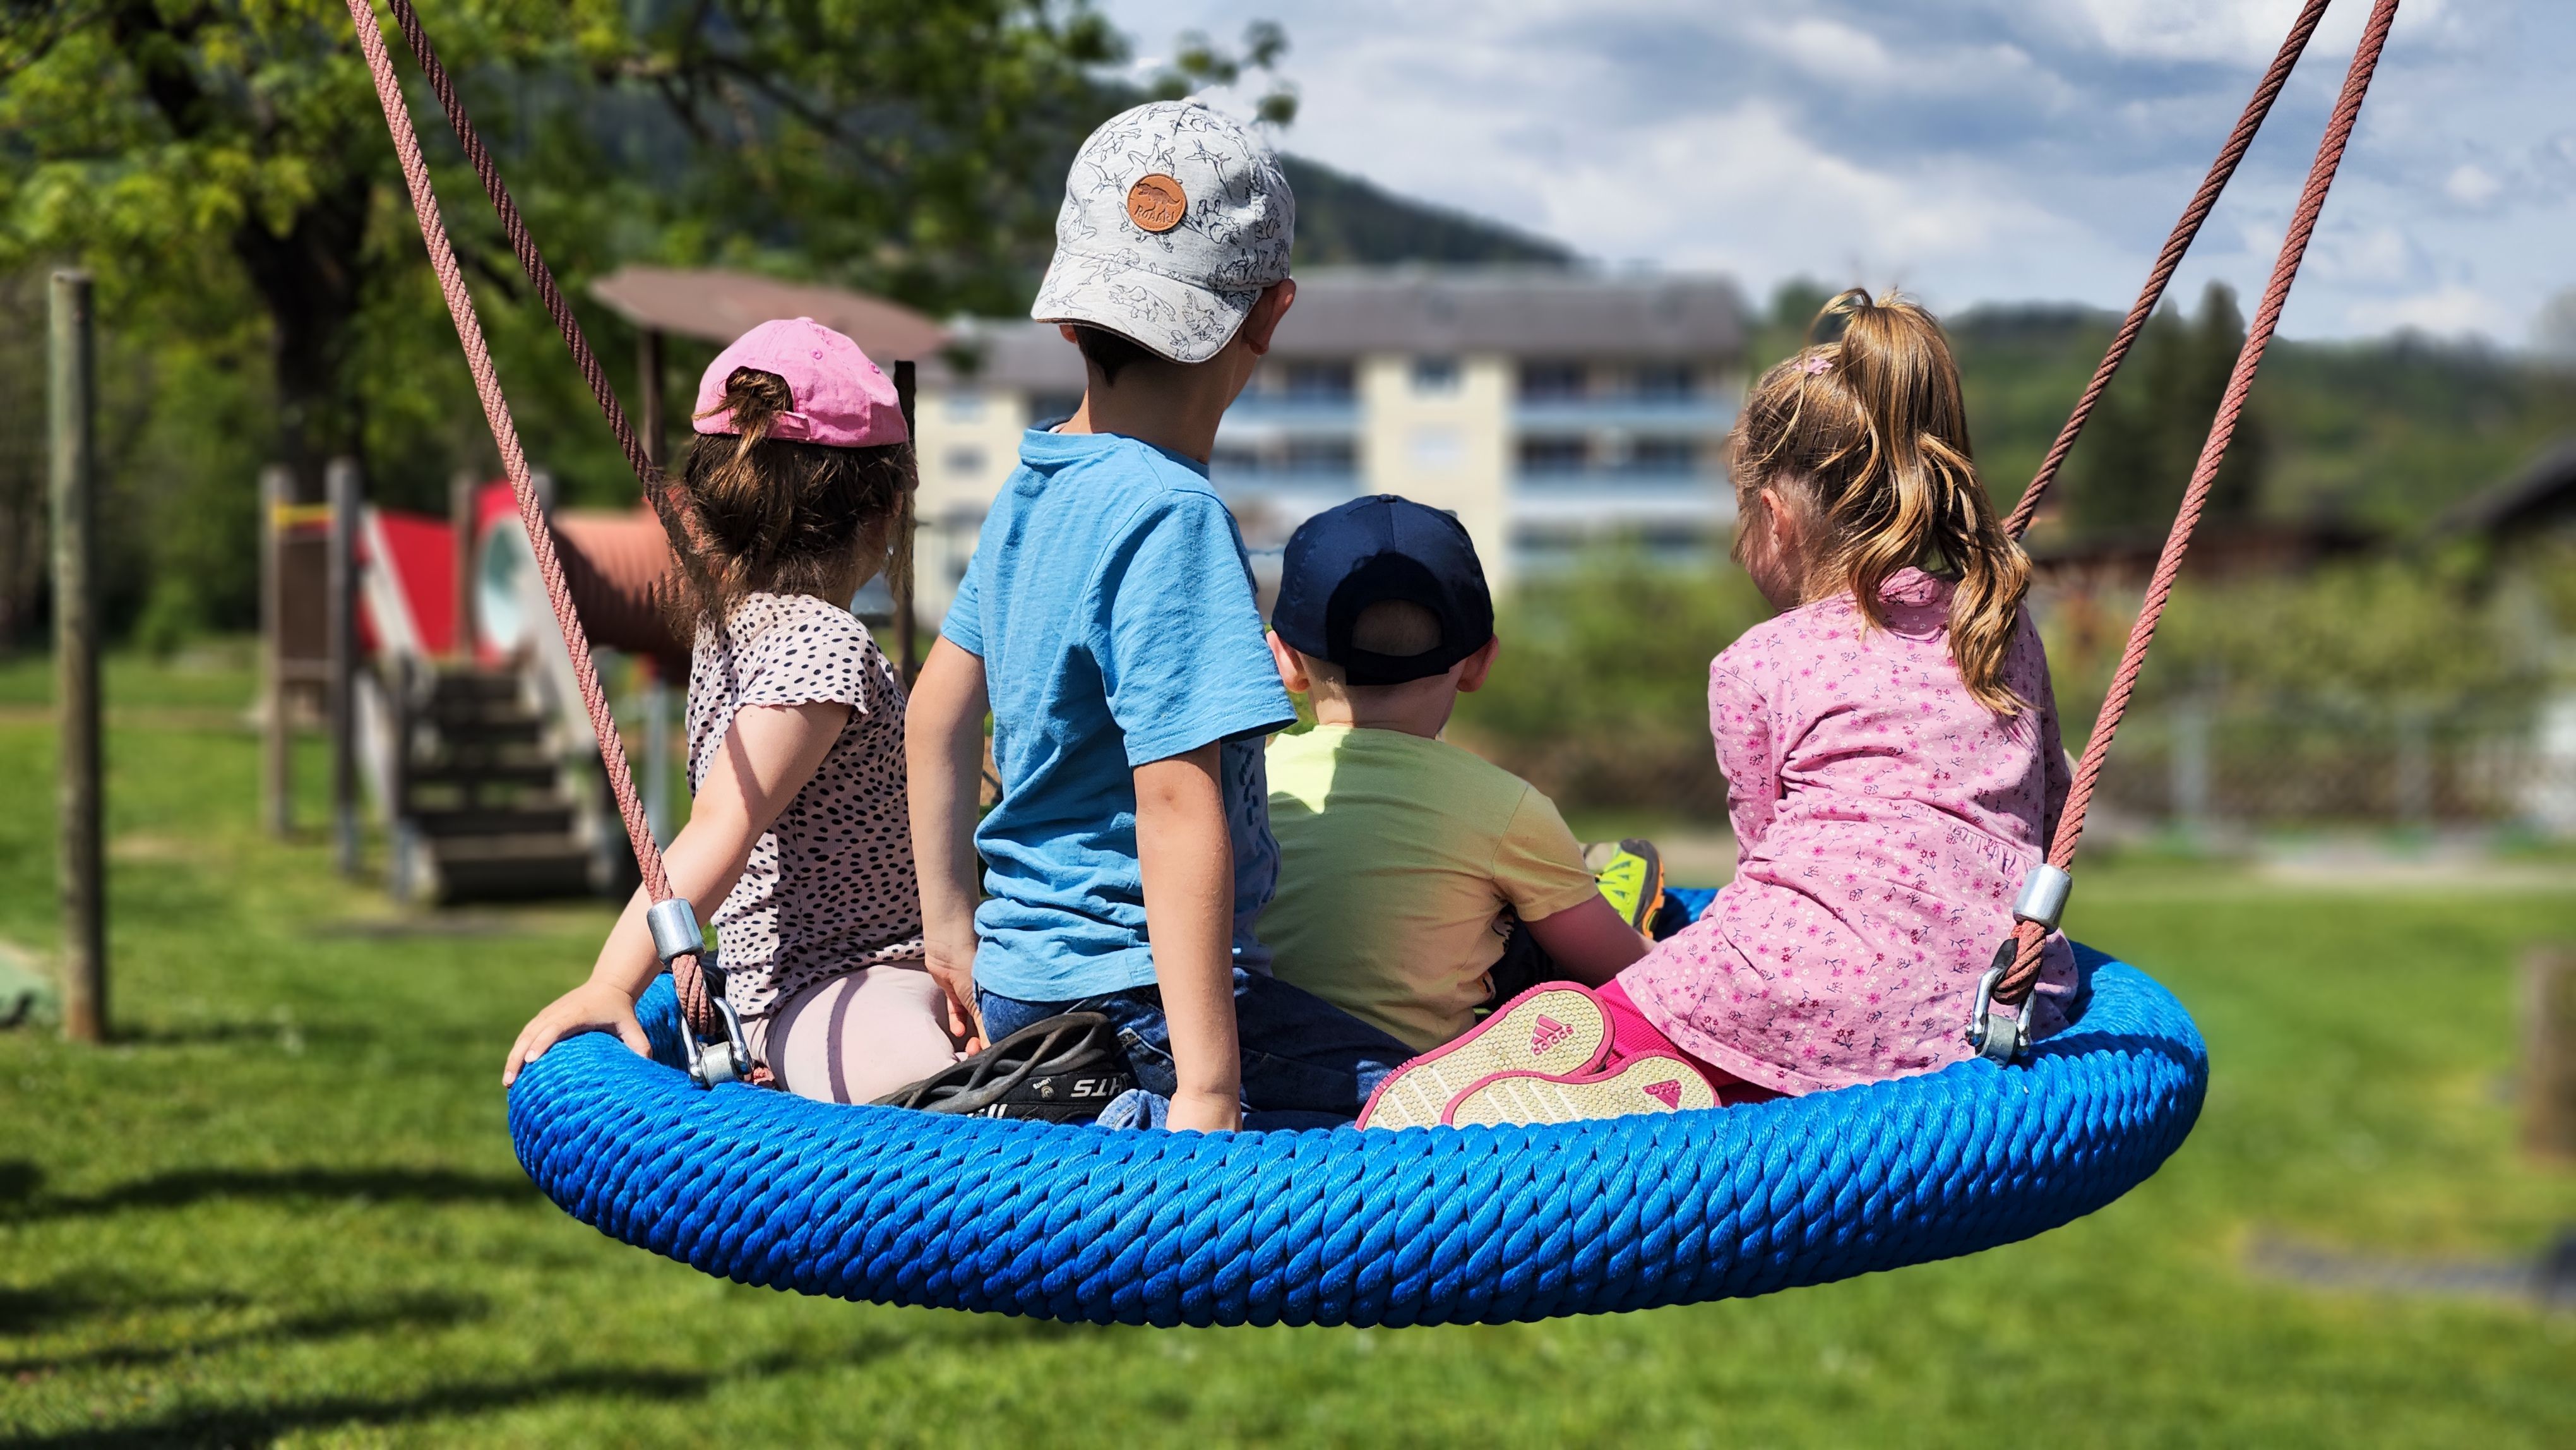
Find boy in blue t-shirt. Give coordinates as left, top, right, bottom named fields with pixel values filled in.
left=906, top=100, right=1411, bottom=1131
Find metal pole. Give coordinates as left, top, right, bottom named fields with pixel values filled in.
left=50, top=270, right=104, bottom=1044
left=638, top=327, right=666, bottom=470
left=260, top=462, right=294, bottom=836
left=892, top=359, right=919, bottom=685
left=326, top=455, right=362, bottom=877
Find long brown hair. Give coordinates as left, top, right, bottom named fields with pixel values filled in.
left=657, top=366, right=914, bottom=627
left=1729, top=289, right=2033, bottom=714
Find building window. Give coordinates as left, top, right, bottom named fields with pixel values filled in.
left=943, top=390, right=987, bottom=421
left=1411, top=427, right=1463, bottom=468
left=945, top=446, right=987, bottom=477
left=1282, top=361, right=1356, bottom=401
left=1624, top=437, right=1698, bottom=476
left=1412, top=356, right=1460, bottom=393
left=1285, top=438, right=1359, bottom=475
left=1518, top=360, right=1587, bottom=401
left=1635, top=364, right=1695, bottom=400
left=1518, top=436, right=1589, bottom=475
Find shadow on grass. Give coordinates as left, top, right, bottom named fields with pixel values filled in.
left=0, top=1161, right=537, bottom=1221
left=0, top=1286, right=489, bottom=1375
left=0, top=1366, right=709, bottom=1449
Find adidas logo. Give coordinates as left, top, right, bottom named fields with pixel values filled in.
left=1529, top=1014, right=1573, bottom=1056
left=1643, top=1079, right=1684, bottom=1110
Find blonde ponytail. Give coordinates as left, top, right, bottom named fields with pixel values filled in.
left=1730, top=290, right=2032, bottom=714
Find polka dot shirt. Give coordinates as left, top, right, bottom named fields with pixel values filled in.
left=1618, top=568, right=2081, bottom=1097
left=688, top=592, right=924, bottom=1019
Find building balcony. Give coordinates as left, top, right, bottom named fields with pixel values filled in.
left=1220, top=394, right=1363, bottom=437
left=1511, top=397, right=1739, bottom=433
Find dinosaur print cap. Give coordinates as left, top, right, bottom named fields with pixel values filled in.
left=1029, top=99, right=1296, bottom=365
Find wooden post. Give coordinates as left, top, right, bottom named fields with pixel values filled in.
left=49, top=270, right=104, bottom=1044
left=2526, top=947, right=2576, bottom=1162
left=450, top=469, right=478, bottom=661
left=891, top=359, right=919, bottom=685
left=326, top=455, right=362, bottom=877
left=260, top=462, right=294, bottom=836
left=638, top=327, right=666, bottom=469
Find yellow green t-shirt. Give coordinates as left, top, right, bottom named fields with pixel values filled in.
left=1262, top=724, right=1602, bottom=1052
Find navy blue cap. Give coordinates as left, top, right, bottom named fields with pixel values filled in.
left=1272, top=494, right=1494, bottom=686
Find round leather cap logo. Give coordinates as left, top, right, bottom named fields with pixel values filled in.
left=1125, top=174, right=1188, bottom=234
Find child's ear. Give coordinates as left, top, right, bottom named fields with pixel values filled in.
left=1266, top=630, right=1311, bottom=693
left=1454, top=635, right=1502, bottom=693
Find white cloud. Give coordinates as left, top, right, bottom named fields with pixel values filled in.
left=2343, top=282, right=2511, bottom=338
left=1099, top=0, right=2575, bottom=342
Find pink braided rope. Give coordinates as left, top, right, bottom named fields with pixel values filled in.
left=345, top=0, right=718, bottom=1036
left=2004, top=0, right=2332, bottom=539
left=1999, top=0, right=2401, bottom=1005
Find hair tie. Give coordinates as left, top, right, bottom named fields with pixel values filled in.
left=1802, top=354, right=1834, bottom=376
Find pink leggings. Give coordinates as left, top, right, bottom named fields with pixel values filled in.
left=1593, top=980, right=1781, bottom=1108
left=746, top=964, right=969, bottom=1105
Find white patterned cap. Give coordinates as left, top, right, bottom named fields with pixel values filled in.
left=1030, top=100, right=1296, bottom=365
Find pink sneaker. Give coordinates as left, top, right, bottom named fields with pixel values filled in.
left=1441, top=1055, right=1719, bottom=1127
left=1357, top=985, right=1611, bottom=1130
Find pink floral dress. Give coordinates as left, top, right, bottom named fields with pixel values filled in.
left=1618, top=568, right=2080, bottom=1098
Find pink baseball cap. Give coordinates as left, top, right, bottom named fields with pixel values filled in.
left=692, top=316, right=907, bottom=447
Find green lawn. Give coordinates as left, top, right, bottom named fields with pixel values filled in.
left=2, top=653, right=2572, bottom=1447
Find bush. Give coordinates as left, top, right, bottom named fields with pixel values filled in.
left=1453, top=547, right=1771, bottom=816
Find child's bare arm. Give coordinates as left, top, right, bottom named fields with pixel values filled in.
left=1522, top=895, right=1652, bottom=988
left=1133, top=743, right=1241, bottom=1132
left=907, top=637, right=991, bottom=1045
left=504, top=700, right=850, bottom=1084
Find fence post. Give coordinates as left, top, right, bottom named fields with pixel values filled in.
left=260, top=464, right=295, bottom=836
left=49, top=270, right=105, bottom=1044
left=2394, top=704, right=2433, bottom=830
left=2171, top=698, right=2212, bottom=837
left=2526, top=948, right=2576, bottom=1162
left=326, top=456, right=362, bottom=877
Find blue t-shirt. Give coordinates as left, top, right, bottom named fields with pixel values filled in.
left=941, top=429, right=1299, bottom=1002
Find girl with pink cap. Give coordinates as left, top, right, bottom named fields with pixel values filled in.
left=505, top=318, right=974, bottom=1101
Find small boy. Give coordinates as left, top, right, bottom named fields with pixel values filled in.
left=907, top=100, right=1412, bottom=1132
left=1261, top=495, right=1664, bottom=1055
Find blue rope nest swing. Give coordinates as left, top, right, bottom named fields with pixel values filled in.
left=507, top=945, right=2203, bottom=1327
left=345, top=0, right=2396, bottom=1332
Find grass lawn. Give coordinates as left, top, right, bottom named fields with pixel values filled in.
left=3, top=651, right=2572, bottom=1447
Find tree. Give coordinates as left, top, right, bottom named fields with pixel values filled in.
left=2065, top=281, right=2266, bottom=539
left=0, top=0, right=1133, bottom=630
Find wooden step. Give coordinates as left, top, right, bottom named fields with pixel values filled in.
left=405, top=803, right=578, bottom=839
left=421, top=835, right=598, bottom=902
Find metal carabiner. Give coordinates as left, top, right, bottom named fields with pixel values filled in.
left=1965, top=947, right=2029, bottom=1065
left=681, top=993, right=755, bottom=1089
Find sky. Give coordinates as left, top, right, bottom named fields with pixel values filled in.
left=1095, top=0, right=2576, bottom=344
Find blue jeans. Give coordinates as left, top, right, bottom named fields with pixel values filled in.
left=980, top=968, right=1412, bottom=1129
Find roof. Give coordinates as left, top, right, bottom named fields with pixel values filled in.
left=2438, top=438, right=2576, bottom=540
left=589, top=266, right=947, bottom=361
left=1263, top=267, right=1748, bottom=361
left=924, top=267, right=1753, bottom=389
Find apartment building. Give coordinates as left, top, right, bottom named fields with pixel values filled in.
left=910, top=267, right=1749, bottom=620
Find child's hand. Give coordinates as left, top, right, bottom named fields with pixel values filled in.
left=504, top=980, right=649, bottom=1086
left=1166, top=1086, right=1243, bottom=1134
left=923, top=937, right=984, bottom=1053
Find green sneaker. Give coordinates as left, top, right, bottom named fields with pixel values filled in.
left=1585, top=837, right=1665, bottom=933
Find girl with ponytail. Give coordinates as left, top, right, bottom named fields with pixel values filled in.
left=1362, top=291, right=2081, bottom=1128
left=506, top=318, right=971, bottom=1104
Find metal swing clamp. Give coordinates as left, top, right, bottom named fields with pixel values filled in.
left=1965, top=864, right=2074, bottom=1065
left=647, top=898, right=754, bottom=1089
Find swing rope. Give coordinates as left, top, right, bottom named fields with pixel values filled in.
left=1994, top=0, right=2400, bottom=1008
left=2001, top=0, right=2331, bottom=539
left=343, top=0, right=723, bottom=1045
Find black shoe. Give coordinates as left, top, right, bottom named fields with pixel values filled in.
left=871, top=1012, right=1135, bottom=1123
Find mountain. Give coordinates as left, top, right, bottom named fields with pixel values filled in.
left=1278, top=155, right=1575, bottom=268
